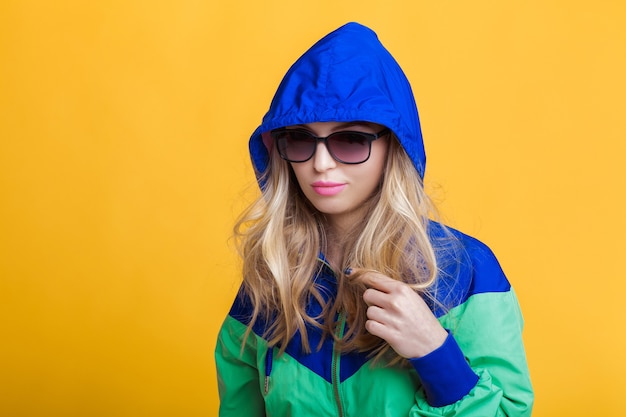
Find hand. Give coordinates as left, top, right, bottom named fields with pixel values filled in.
left=350, top=269, right=448, bottom=359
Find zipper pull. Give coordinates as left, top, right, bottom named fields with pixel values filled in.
left=264, top=376, right=270, bottom=395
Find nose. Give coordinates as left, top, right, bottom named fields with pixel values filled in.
left=312, top=141, right=337, bottom=172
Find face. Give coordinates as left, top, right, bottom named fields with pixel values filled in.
left=285, top=121, right=389, bottom=231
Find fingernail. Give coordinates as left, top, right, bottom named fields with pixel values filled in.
left=344, top=267, right=352, bottom=275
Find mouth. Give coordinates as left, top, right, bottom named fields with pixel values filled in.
left=311, top=181, right=346, bottom=196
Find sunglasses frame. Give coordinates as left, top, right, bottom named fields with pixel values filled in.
left=271, top=127, right=390, bottom=164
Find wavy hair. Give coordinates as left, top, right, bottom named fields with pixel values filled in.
left=234, top=135, right=456, bottom=362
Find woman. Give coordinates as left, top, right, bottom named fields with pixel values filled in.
left=215, top=22, right=533, bottom=416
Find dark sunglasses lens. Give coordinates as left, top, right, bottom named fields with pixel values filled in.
left=277, top=131, right=316, bottom=162
left=327, top=133, right=371, bottom=163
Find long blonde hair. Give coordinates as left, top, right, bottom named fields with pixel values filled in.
left=234, top=135, right=453, bottom=361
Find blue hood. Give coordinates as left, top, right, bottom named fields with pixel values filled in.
left=249, top=22, right=426, bottom=179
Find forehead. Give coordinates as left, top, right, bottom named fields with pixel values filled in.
left=287, top=121, right=382, bottom=133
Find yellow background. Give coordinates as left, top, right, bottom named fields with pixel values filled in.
left=1, top=1, right=624, bottom=416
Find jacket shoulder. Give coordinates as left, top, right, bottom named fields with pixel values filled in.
left=428, top=221, right=511, bottom=314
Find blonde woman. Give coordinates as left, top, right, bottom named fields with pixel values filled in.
left=215, top=22, right=533, bottom=417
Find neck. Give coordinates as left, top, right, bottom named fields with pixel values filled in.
left=323, top=216, right=359, bottom=273
left=325, top=209, right=362, bottom=237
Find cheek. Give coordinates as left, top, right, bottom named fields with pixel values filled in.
left=364, top=156, right=387, bottom=186
left=354, top=165, right=385, bottom=197
left=289, top=164, right=309, bottom=190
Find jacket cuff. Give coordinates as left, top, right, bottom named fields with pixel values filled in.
left=409, top=331, right=479, bottom=407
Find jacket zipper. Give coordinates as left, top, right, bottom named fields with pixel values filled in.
left=317, top=257, right=347, bottom=416
left=264, top=346, right=273, bottom=395
left=332, top=313, right=347, bottom=417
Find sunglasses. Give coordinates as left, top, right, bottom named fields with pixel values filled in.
left=271, top=127, right=390, bottom=164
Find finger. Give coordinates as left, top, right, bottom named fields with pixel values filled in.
left=347, top=268, right=398, bottom=292
left=365, top=305, right=387, bottom=323
left=363, top=287, right=392, bottom=308
left=364, top=318, right=390, bottom=341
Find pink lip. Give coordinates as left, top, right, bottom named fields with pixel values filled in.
left=311, top=181, right=346, bottom=196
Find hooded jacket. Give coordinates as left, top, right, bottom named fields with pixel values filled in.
left=215, top=22, right=533, bottom=416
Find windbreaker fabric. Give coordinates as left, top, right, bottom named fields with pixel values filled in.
left=216, top=22, right=534, bottom=416
left=249, top=22, right=426, bottom=179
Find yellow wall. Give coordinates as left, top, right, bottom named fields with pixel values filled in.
left=1, top=1, right=624, bottom=416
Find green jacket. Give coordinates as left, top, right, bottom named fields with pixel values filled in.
left=216, top=227, right=533, bottom=416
